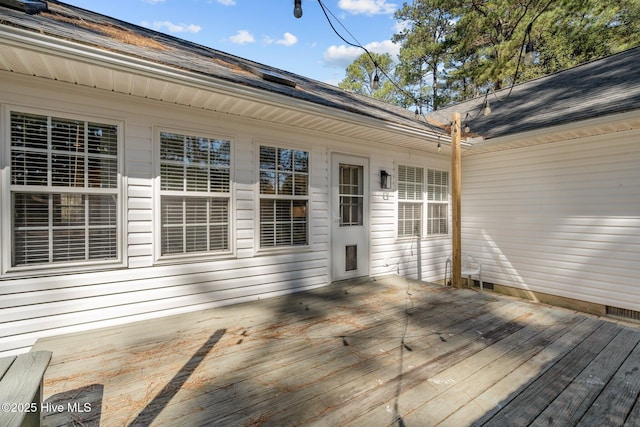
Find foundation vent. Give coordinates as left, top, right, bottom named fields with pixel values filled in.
left=606, top=306, right=640, bottom=322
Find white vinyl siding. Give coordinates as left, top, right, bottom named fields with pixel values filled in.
left=462, top=131, right=640, bottom=312
left=159, top=131, right=231, bottom=256
left=9, top=111, right=119, bottom=268
left=259, top=146, right=309, bottom=248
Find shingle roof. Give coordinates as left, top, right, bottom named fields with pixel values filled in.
left=0, top=0, right=444, bottom=136
left=428, top=46, right=640, bottom=140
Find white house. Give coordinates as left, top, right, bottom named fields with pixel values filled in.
left=0, top=0, right=451, bottom=356
left=429, top=46, right=640, bottom=318
left=1, top=1, right=638, bottom=357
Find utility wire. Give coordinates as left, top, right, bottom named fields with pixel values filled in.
left=316, top=0, right=427, bottom=113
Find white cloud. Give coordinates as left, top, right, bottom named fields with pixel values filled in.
left=142, top=21, right=202, bottom=34
left=323, top=39, right=399, bottom=68
left=142, top=0, right=166, bottom=4
left=365, top=39, right=400, bottom=57
left=274, top=32, right=298, bottom=47
left=338, top=0, right=397, bottom=15
left=216, top=0, right=236, bottom=5
left=229, top=30, right=255, bottom=45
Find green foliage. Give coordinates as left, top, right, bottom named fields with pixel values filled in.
left=390, top=0, right=640, bottom=109
left=338, top=52, right=400, bottom=104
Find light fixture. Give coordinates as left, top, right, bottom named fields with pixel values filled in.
left=523, top=22, right=534, bottom=66
left=463, top=113, right=470, bottom=133
left=293, top=0, right=302, bottom=18
left=380, top=170, right=392, bottom=190
left=483, top=99, right=491, bottom=116
left=437, top=136, right=442, bottom=152
left=372, top=69, right=380, bottom=90
left=524, top=40, right=535, bottom=66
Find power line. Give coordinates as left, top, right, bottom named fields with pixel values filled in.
left=316, top=0, right=426, bottom=113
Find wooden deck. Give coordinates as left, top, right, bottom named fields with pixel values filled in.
left=32, top=276, right=640, bottom=427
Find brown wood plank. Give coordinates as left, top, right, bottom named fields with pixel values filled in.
left=439, top=315, right=603, bottom=427
left=148, top=290, right=522, bottom=426
left=0, top=351, right=52, bottom=427
left=623, top=399, right=640, bottom=427
left=33, top=277, right=640, bottom=427
left=531, top=326, right=640, bottom=426
left=0, top=356, right=16, bottom=379
left=377, top=308, right=585, bottom=426
left=272, top=301, right=536, bottom=427
left=451, top=111, right=462, bottom=288
left=479, top=320, right=623, bottom=426
left=578, top=334, right=640, bottom=427
left=41, top=279, right=487, bottom=426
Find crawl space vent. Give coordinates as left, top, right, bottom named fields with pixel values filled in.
left=606, top=306, right=640, bottom=322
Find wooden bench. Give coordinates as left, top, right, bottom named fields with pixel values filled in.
left=0, top=351, right=52, bottom=427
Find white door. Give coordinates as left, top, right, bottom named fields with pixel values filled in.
left=331, top=154, right=369, bottom=281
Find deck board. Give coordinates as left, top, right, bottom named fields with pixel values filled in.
left=580, top=338, right=640, bottom=427
left=530, top=327, right=640, bottom=426
left=31, top=276, right=640, bottom=427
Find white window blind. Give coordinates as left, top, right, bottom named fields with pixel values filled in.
left=259, top=146, right=309, bottom=247
left=10, top=112, right=119, bottom=266
left=398, top=165, right=424, bottom=238
left=159, top=132, right=230, bottom=255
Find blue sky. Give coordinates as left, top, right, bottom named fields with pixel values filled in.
left=61, top=0, right=403, bottom=86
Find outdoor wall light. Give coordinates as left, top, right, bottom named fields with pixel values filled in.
left=380, top=170, right=392, bottom=190
left=294, top=0, right=303, bottom=18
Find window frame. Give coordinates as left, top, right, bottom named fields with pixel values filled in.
left=1, top=106, right=125, bottom=275
left=255, top=142, right=311, bottom=252
left=154, top=127, right=235, bottom=263
left=426, top=168, right=450, bottom=236
left=396, top=163, right=450, bottom=240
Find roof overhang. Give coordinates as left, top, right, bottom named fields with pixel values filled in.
left=463, top=109, right=640, bottom=156
left=0, top=24, right=445, bottom=154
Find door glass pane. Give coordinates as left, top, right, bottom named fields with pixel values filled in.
left=339, top=164, right=363, bottom=226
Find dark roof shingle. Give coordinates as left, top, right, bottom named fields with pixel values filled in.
left=428, top=47, right=640, bottom=140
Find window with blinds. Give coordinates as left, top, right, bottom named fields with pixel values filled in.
left=10, top=111, right=119, bottom=267
left=259, top=146, right=309, bottom=247
left=159, top=132, right=231, bottom=256
left=397, top=165, right=449, bottom=238
left=427, top=169, right=449, bottom=235
left=398, top=165, right=424, bottom=238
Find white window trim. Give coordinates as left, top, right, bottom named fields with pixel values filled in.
left=395, top=162, right=450, bottom=241
left=254, top=140, right=312, bottom=255
left=153, top=126, right=235, bottom=264
left=1, top=105, right=126, bottom=276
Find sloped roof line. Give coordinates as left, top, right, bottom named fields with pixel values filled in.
left=428, top=45, right=640, bottom=141
left=0, top=0, right=447, bottom=139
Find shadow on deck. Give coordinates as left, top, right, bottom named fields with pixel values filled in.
left=33, top=275, right=640, bottom=426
